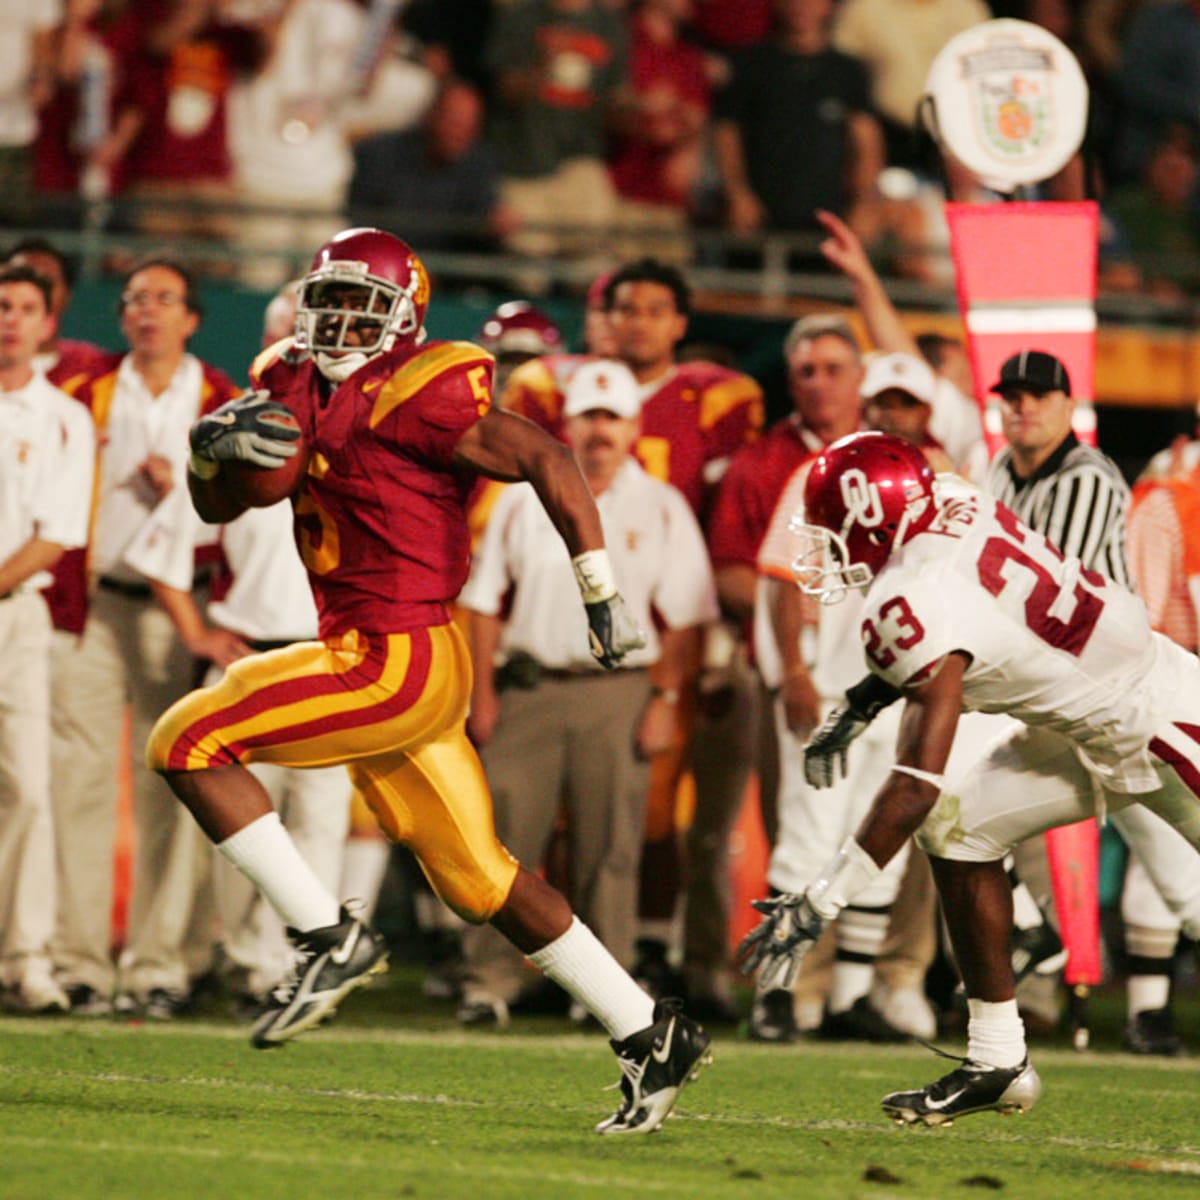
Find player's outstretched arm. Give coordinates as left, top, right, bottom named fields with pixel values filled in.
left=454, top=408, right=603, bottom=554
left=816, top=208, right=918, bottom=358
left=739, top=653, right=967, bottom=989
left=852, top=651, right=967, bottom=868
left=454, top=409, right=646, bottom=669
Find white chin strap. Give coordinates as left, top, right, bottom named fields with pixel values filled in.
left=314, top=350, right=372, bottom=382
left=312, top=324, right=427, bottom=383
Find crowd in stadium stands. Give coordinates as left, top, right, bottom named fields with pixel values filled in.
left=0, top=0, right=1198, bottom=1054
left=1, top=0, right=1197, bottom=291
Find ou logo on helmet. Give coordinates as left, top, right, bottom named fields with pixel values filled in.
left=839, top=468, right=885, bottom=528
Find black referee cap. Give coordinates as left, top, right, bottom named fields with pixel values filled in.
left=989, top=350, right=1071, bottom=397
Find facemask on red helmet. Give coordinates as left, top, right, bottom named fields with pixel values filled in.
left=791, top=432, right=936, bottom=603
left=298, top=228, right=430, bottom=382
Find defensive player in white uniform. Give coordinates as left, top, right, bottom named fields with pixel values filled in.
left=740, top=432, right=1200, bottom=1126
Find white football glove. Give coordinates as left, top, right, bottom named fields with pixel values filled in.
left=585, top=594, right=646, bottom=670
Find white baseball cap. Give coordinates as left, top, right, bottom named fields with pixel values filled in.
left=861, top=352, right=936, bottom=406
left=563, top=359, right=642, bottom=419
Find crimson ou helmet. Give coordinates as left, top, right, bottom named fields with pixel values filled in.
left=298, top=228, right=430, bottom=380
left=477, top=301, right=563, bottom=359
left=791, top=432, right=936, bottom=602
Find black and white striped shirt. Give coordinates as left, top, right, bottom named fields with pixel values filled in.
left=985, top=433, right=1132, bottom=589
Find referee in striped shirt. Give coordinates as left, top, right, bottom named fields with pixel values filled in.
left=985, top=349, right=1131, bottom=588
left=984, top=348, right=1189, bottom=1056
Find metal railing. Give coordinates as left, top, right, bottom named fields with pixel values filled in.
left=1, top=192, right=1194, bottom=325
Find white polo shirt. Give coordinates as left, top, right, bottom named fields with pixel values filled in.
left=93, top=353, right=206, bottom=584
left=0, top=373, right=94, bottom=591
left=461, top=457, right=718, bottom=672
left=208, top=501, right=318, bottom=642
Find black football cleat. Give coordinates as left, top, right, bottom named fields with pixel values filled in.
left=595, top=999, right=712, bottom=1134
left=250, top=905, right=388, bottom=1049
left=882, top=1055, right=1041, bottom=1127
left=1122, top=1006, right=1184, bottom=1057
left=747, top=988, right=798, bottom=1043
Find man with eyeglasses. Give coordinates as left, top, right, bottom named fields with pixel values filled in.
left=46, top=256, right=247, bottom=1020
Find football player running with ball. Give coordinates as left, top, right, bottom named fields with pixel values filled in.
left=740, top=432, right=1200, bottom=1126
left=146, top=229, right=711, bottom=1135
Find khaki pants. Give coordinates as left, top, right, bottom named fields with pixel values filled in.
left=50, top=590, right=210, bottom=997
left=0, top=595, right=56, bottom=986
left=462, top=670, right=652, bottom=1002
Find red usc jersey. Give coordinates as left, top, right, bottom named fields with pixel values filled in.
left=500, top=352, right=593, bottom=434
left=45, top=338, right=114, bottom=393
left=707, top=417, right=824, bottom=568
left=504, top=355, right=763, bottom=517
left=251, top=339, right=494, bottom=638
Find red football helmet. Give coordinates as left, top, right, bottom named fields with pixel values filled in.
left=298, top=228, right=430, bottom=379
left=792, top=432, right=936, bottom=601
left=477, top=301, right=563, bottom=359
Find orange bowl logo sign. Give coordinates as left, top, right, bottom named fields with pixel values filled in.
left=922, top=20, right=1087, bottom=193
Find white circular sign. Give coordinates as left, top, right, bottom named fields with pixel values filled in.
left=921, top=19, right=1089, bottom=193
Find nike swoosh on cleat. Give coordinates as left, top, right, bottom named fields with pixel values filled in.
left=920, top=1087, right=967, bottom=1111
left=651, top=1017, right=676, bottom=1064
left=330, top=931, right=357, bottom=966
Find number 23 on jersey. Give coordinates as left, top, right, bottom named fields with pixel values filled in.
left=861, top=500, right=1107, bottom=675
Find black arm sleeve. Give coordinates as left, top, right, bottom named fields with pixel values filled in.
left=845, top=673, right=903, bottom=721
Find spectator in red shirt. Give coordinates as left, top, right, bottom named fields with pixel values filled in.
left=34, top=0, right=145, bottom=206
left=122, top=0, right=268, bottom=251
left=609, top=0, right=711, bottom=262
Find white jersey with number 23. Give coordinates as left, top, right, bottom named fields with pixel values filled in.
left=859, top=478, right=1200, bottom=796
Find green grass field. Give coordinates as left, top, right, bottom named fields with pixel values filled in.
left=3, top=972, right=1198, bottom=1200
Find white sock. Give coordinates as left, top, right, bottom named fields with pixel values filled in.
left=339, top=838, right=391, bottom=922
left=966, top=997, right=1027, bottom=1068
left=529, top=917, right=655, bottom=1041
left=1127, top=973, right=1171, bottom=1016
left=828, top=961, right=874, bottom=1013
left=218, top=812, right=340, bottom=932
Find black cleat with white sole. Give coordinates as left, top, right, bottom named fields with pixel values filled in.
left=595, top=999, right=712, bottom=1135
left=882, top=1055, right=1041, bottom=1127
left=250, top=906, right=388, bottom=1049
